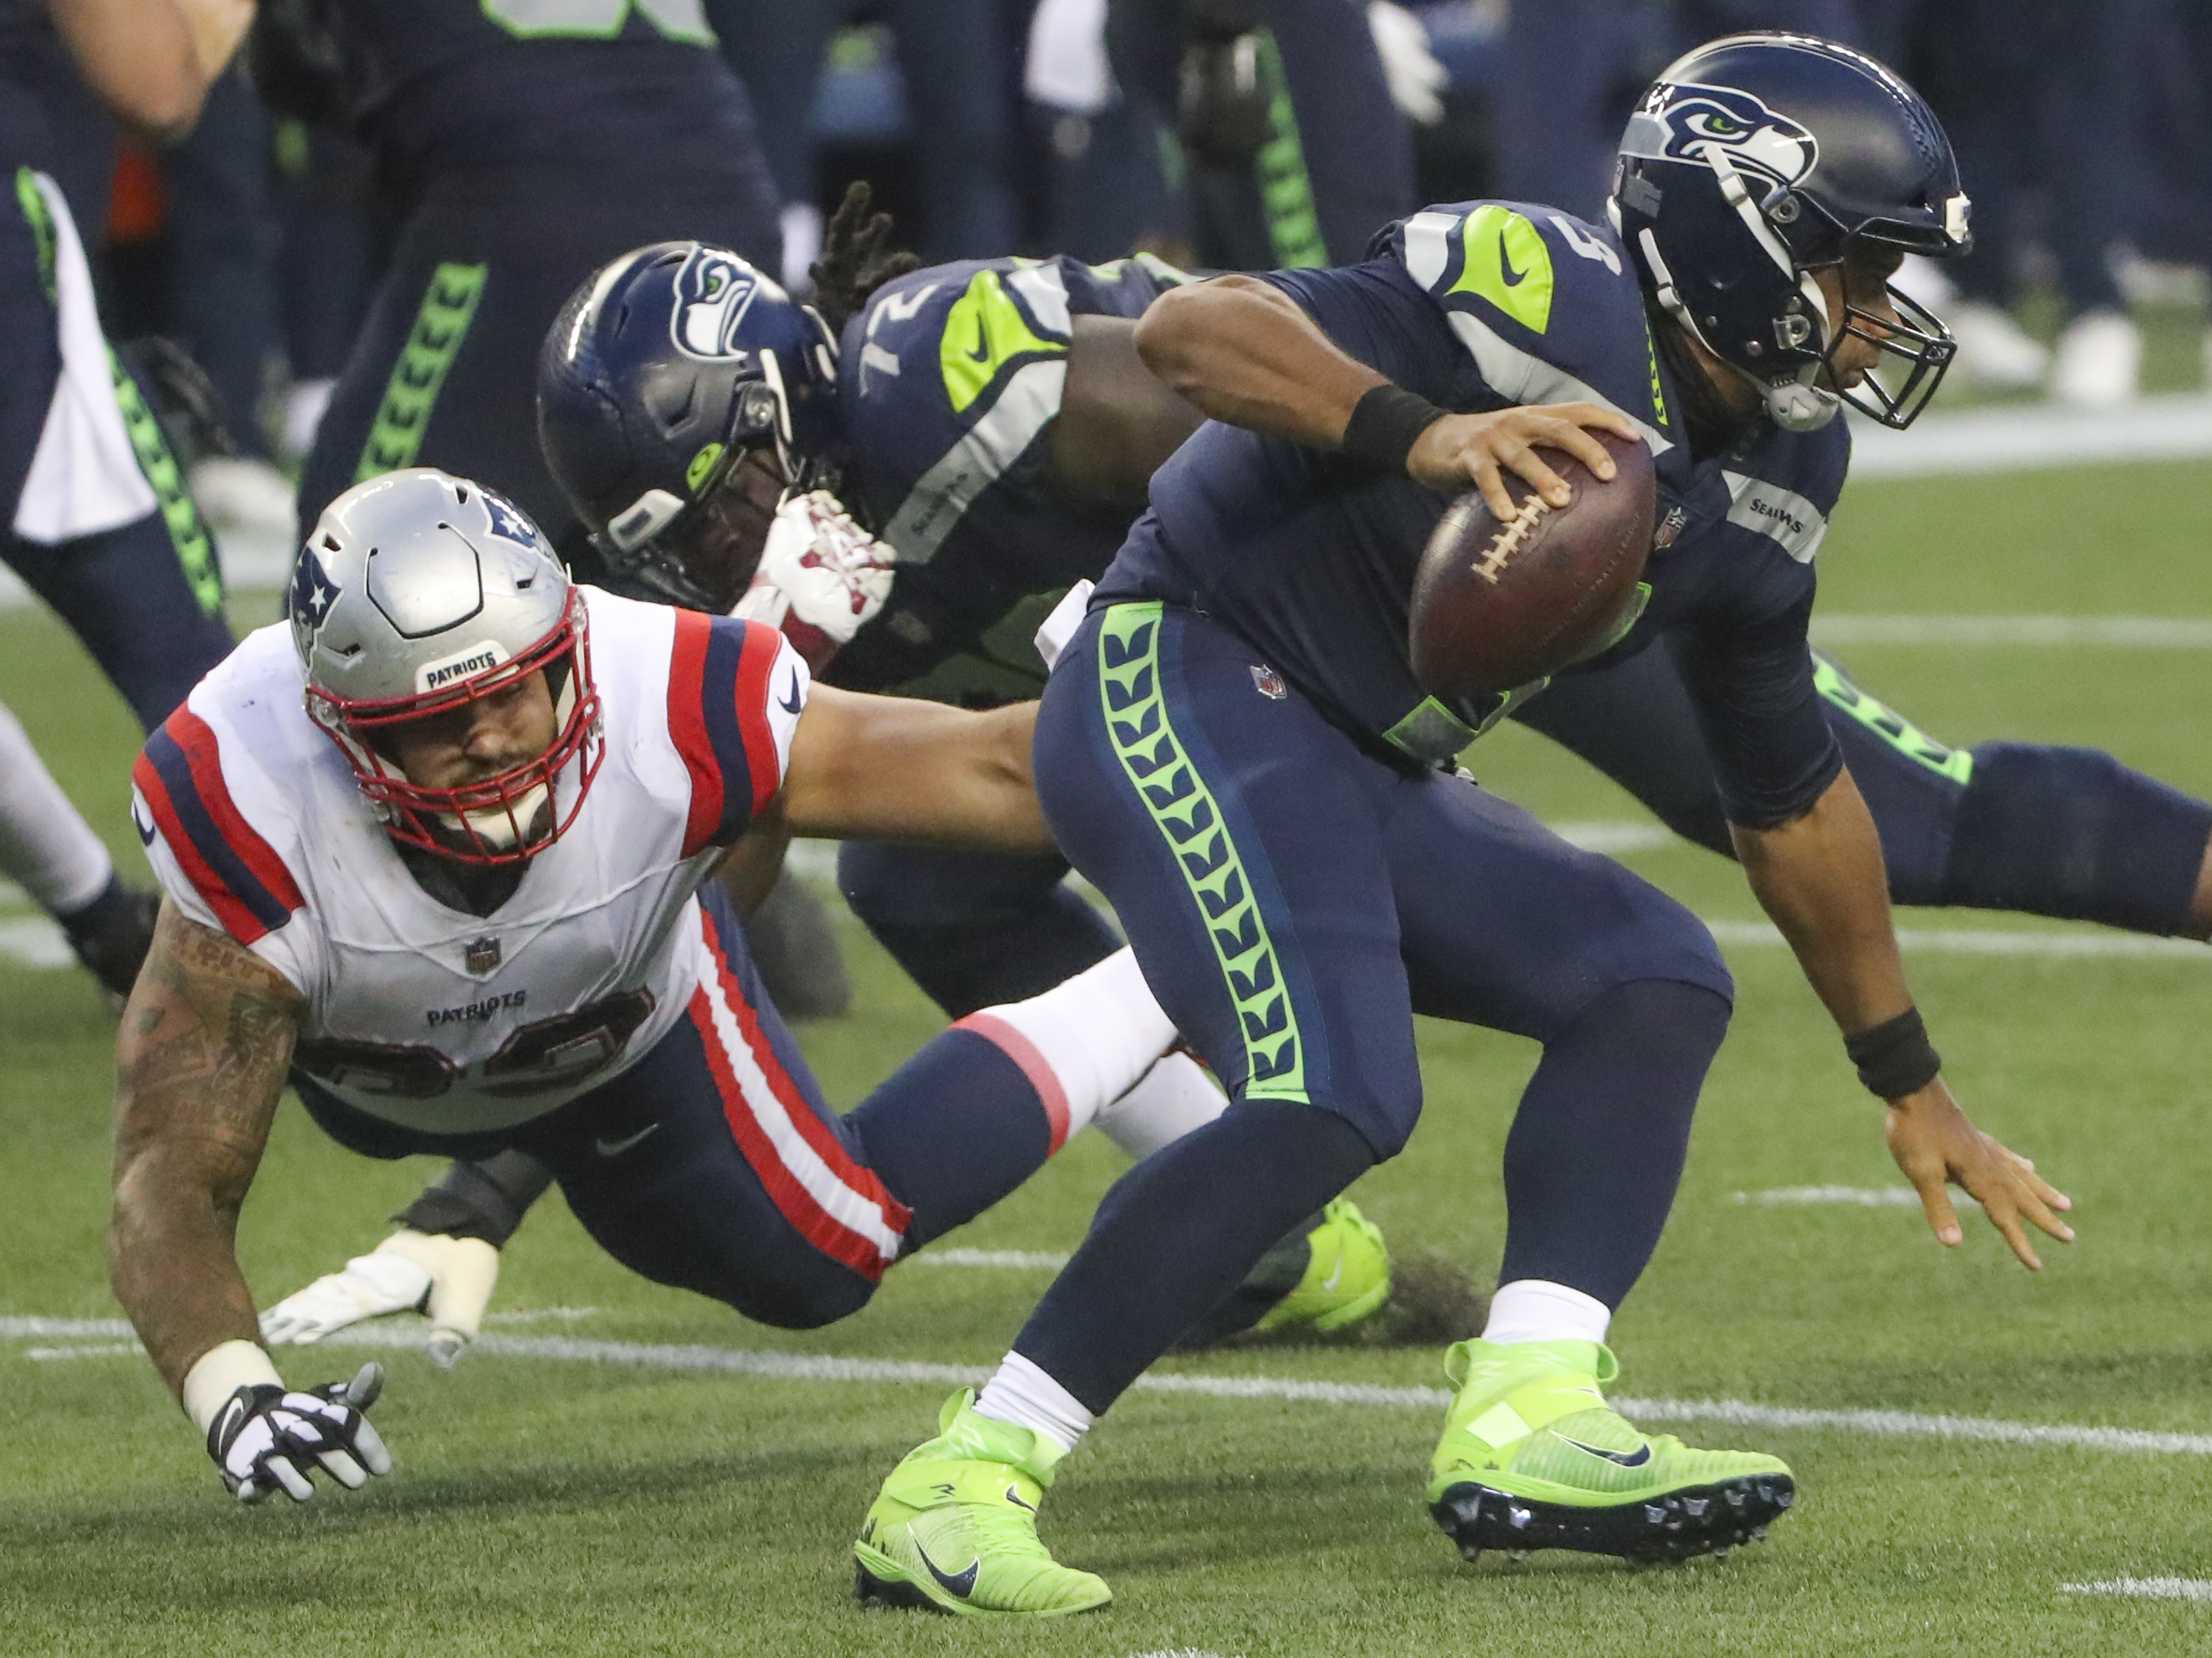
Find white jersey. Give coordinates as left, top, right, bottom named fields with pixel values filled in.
left=132, top=588, right=808, bottom=1135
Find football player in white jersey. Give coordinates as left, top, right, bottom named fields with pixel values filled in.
left=109, top=467, right=1193, bottom=1504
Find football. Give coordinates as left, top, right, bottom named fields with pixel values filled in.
left=1408, top=428, right=1656, bottom=697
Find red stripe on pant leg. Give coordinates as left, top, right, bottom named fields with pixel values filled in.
left=699, top=914, right=913, bottom=1243
left=694, top=904, right=911, bottom=1256
left=953, top=1012, right=1073, bottom=1155
left=686, top=991, right=887, bottom=1280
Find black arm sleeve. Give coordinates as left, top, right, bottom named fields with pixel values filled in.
left=1674, top=578, right=1842, bottom=830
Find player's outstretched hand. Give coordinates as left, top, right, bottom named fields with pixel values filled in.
left=1883, top=1080, right=2075, bottom=1269
left=738, top=490, right=897, bottom=670
left=260, top=1229, right=500, bottom=1368
left=1408, top=401, right=1642, bottom=520
left=208, top=1363, right=393, bottom=1504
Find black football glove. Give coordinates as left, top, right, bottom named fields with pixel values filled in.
left=207, top=1362, right=393, bottom=1503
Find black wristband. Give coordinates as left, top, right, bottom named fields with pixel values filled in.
left=1844, top=1008, right=1942, bottom=1101
left=1340, top=384, right=1448, bottom=475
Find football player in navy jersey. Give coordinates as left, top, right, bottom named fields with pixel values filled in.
left=282, top=0, right=781, bottom=553
left=257, top=205, right=1397, bottom=1366
left=1, top=0, right=251, bottom=994
left=844, top=35, right=2086, bottom=1612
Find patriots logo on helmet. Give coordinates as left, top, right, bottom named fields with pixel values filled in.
left=481, top=489, right=539, bottom=549
left=288, top=545, right=342, bottom=643
left=1621, top=82, right=1818, bottom=194
left=671, top=246, right=772, bottom=361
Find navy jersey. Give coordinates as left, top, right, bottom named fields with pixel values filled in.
left=1100, top=201, right=1848, bottom=826
left=829, top=253, right=1191, bottom=692
left=0, top=0, right=115, bottom=232
left=328, top=0, right=767, bottom=201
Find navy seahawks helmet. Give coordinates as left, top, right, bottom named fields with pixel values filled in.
left=1612, top=33, right=1971, bottom=432
left=536, top=242, right=840, bottom=609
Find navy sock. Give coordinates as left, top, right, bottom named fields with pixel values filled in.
left=845, top=1029, right=1055, bottom=1249
left=1012, top=1100, right=1376, bottom=1415
left=1497, top=978, right=1730, bottom=1308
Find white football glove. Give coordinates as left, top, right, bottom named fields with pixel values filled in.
left=207, top=1362, right=394, bottom=1504
left=259, top=1228, right=500, bottom=1368
left=1367, top=1, right=1448, bottom=126
left=735, top=489, right=896, bottom=670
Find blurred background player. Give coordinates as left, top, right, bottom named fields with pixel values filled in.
left=258, top=205, right=1402, bottom=1359
left=0, top=699, right=158, bottom=994
left=1, top=0, right=241, bottom=732
left=2, top=0, right=254, bottom=995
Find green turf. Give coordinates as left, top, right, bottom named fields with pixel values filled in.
left=6, top=464, right=2212, bottom=1654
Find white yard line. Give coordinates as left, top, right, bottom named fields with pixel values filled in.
left=1812, top=615, right=2212, bottom=647
left=1703, top=919, right=2210, bottom=961
left=908, top=1248, right=1069, bottom=1270
left=1733, top=1186, right=1925, bottom=1207
left=11, top=1316, right=2212, bottom=1457
left=1847, top=392, right=2212, bottom=477
left=2060, top=1579, right=2212, bottom=1602
left=0, top=916, right=71, bottom=969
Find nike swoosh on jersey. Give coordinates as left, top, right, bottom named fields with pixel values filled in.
left=777, top=669, right=804, bottom=715
left=914, top=1538, right=980, bottom=1598
left=1497, top=240, right=1534, bottom=288
left=132, top=802, right=156, bottom=846
left=1554, top=1434, right=1653, bottom=1468
left=593, top=1123, right=661, bottom=1158
left=963, top=317, right=992, bottom=365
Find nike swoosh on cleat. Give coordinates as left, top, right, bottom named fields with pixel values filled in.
left=1319, top=1249, right=1345, bottom=1293
left=1003, top=1487, right=1037, bottom=1515
left=1554, top=1434, right=1653, bottom=1469
left=913, top=1539, right=980, bottom=1598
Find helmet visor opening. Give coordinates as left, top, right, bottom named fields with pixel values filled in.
left=1828, top=283, right=1956, bottom=429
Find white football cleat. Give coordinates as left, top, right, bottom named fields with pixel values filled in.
left=260, top=1229, right=500, bottom=1367
left=1945, top=301, right=2050, bottom=392
left=2050, top=309, right=2141, bottom=407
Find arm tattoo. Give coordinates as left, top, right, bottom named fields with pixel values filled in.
left=109, top=900, right=306, bottom=1399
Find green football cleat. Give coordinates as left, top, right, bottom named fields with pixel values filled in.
left=1252, top=1196, right=1392, bottom=1334
left=1425, top=1338, right=1795, bottom=1564
left=855, top=1390, right=1111, bottom=1618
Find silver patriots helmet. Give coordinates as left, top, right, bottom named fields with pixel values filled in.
left=290, top=467, right=603, bottom=864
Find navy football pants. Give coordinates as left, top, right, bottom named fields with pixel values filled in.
left=1036, top=603, right=1731, bottom=1158
left=297, top=887, right=1057, bottom=1329
left=298, top=170, right=780, bottom=555
left=1519, top=639, right=2212, bottom=937
left=1, top=170, right=232, bottom=731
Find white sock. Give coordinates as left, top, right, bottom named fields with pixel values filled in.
left=780, top=201, right=824, bottom=297
left=1481, top=1279, right=1612, bottom=1347
left=955, top=947, right=1176, bottom=1152
left=974, top=1351, right=1094, bottom=1457
left=0, top=700, right=112, bottom=914
left=1093, top=1050, right=1227, bottom=1161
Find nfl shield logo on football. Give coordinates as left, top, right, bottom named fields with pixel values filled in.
left=1249, top=664, right=1287, bottom=700
left=464, top=935, right=502, bottom=976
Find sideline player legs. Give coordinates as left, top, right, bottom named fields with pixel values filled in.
left=111, top=467, right=1199, bottom=1501
left=851, top=35, right=2073, bottom=1615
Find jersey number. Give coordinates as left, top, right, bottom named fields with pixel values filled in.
left=479, top=0, right=713, bottom=45
left=293, top=990, right=658, bottom=1101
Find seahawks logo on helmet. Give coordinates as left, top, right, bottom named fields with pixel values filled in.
left=288, top=545, right=342, bottom=647
left=1621, top=82, right=1818, bottom=194
left=670, top=245, right=772, bottom=362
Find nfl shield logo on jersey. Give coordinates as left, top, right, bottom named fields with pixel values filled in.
left=1250, top=664, right=1287, bottom=700
left=464, top=935, right=502, bottom=976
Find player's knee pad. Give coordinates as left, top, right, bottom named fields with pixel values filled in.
left=1942, top=743, right=2212, bottom=935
